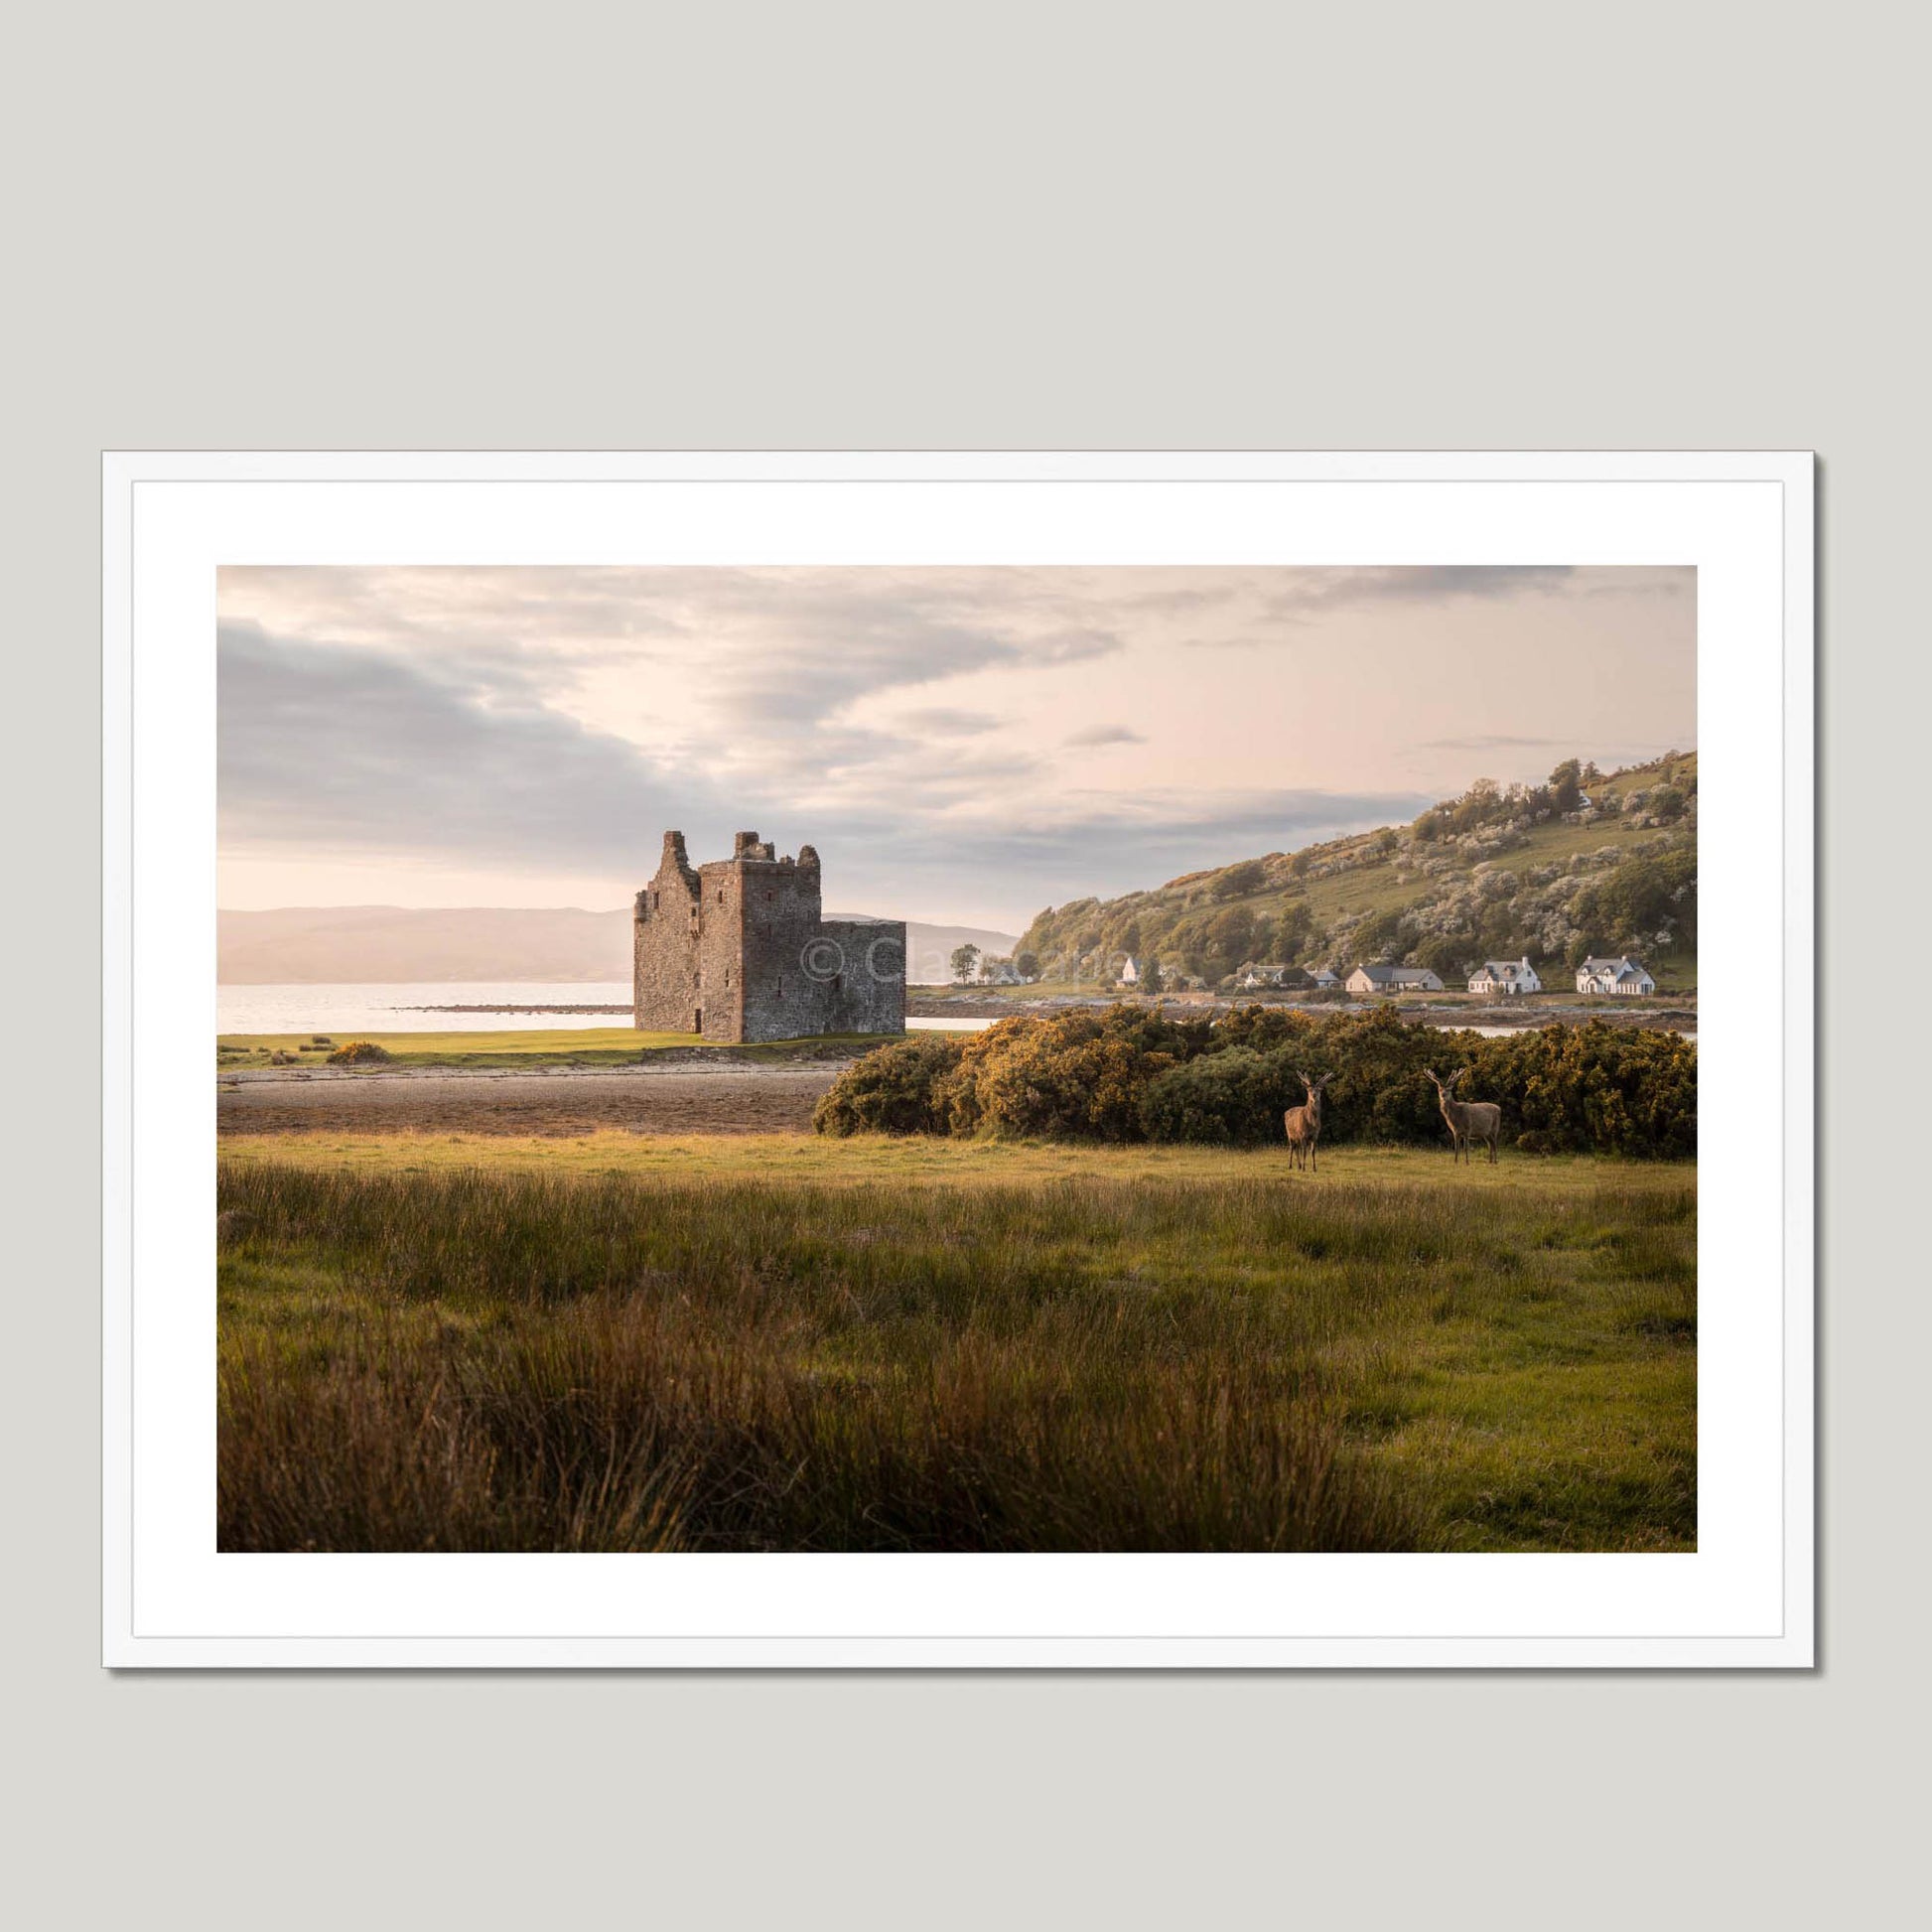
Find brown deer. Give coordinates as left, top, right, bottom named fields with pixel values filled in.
left=1283, top=1070, right=1328, bottom=1173
left=1425, top=1066, right=1501, bottom=1165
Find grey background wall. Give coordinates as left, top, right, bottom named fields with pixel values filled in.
left=6, top=3, right=1918, bottom=1926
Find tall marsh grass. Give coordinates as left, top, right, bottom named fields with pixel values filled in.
left=217, top=1157, right=1696, bottom=1553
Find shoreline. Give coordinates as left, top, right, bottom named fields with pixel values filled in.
left=907, top=991, right=1697, bottom=1032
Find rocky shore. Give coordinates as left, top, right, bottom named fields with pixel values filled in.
left=908, top=991, right=1696, bottom=1033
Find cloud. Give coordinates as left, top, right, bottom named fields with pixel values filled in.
left=218, top=621, right=739, bottom=877
left=222, top=566, right=1123, bottom=735
left=897, top=707, right=1003, bottom=738
left=1262, top=566, right=1576, bottom=622
left=217, top=564, right=1692, bottom=924
left=218, top=621, right=1428, bottom=916
left=837, top=786, right=1437, bottom=917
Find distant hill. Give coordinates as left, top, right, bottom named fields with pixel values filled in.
left=1018, top=753, right=1698, bottom=993
left=217, top=905, right=1019, bottom=986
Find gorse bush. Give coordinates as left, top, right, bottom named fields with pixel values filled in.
left=807, top=1031, right=968, bottom=1135
left=1141, top=1047, right=1292, bottom=1147
left=935, top=1007, right=1206, bottom=1141
left=1482, top=1023, right=1698, bottom=1160
left=327, top=1039, right=394, bottom=1065
left=815, top=1007, right=1696, bottom=1158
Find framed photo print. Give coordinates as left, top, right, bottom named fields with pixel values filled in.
left=103, top=450, right=1813, bottom=1667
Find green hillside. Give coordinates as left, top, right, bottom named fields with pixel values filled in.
left=1019, top=754, right=1698, bottom=994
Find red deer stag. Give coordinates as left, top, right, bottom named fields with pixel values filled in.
left=1283, top=1070, right=1328, bottom=1173
left=1424, top=1067, right=1502, bottom=1166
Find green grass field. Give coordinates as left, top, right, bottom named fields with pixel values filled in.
left=216, top=1028, right=881, bottom=1069
left=218, top=1135, right=1695, bottom=1554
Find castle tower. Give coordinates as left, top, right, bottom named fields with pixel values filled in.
left=631, top=828, right=905, bottom=1044
left=633, top=830, right=702, bottom=1033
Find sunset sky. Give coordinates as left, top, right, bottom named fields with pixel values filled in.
left=218, top=565, right=1696, bottom=932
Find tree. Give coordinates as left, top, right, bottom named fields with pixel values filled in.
left=1289, top=850, right=1312, bottom=878
left=949, top=944, right=980, bottom=983
left=1355, top=908, right=1404, bottom=962
left=1451, top=777, right=1503, bottom=833
left=1015, top=950, right=1039, bottom=981
left=1140, top=957, right=1165, bottom=996
left=1414, top=933, right=1466, bottom=980
left=1275, top=898, right=1314, bottom=960
left=1205, top=904, right=1257, bottom=977
left=1548, top=758, right=1583, bottom=813
left=1215, top=858, right=1269, bottom=899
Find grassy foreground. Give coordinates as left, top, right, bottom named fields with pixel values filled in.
left=219, top=1136, right=1694, bottom=1553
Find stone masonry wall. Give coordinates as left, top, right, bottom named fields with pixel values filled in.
left=818, top=918, right=907, bottom=1034
left=633, top=831, right=702, bottom=1033
left=633, top=829, right=905, bottom=1043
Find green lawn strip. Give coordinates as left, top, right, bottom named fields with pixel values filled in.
left=216, top=1028, right=882, bottom=1069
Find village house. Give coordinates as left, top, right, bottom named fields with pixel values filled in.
left=1118, top=955, right=1145, bottom=985
left=1468, top=956, right=1543, bottom=996
left=1240, top=964, right=1297, bottom=989
left=1576, top=955, right=1657, bottom=996
left=1345, top=962, right=1446, bottom=995
left=1309, top=966, right=1342, bottom=990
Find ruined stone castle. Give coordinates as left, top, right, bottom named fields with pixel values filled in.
left=632, top=831, right=906, bottom=1043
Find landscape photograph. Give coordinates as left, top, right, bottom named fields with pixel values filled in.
left=215, top=563, right=1698, bottom=1555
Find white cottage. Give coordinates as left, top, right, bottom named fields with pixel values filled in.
left=1118, top=955, right=1144, bottom=986
left=1469, top=956, right=1543, bottom=996
left=1346, top=962, right=1446, bottom=995
left=1576, top=955, right=1657, bottom=996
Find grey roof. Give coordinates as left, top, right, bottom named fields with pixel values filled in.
left=1353, top=962, right=1436, bottom=982
left=1580, top=955, right=1645, bottom=972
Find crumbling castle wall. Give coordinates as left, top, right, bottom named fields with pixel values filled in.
left=632, top=829, right=905, bottom=1043
left=633, top=831, right=702, bottom=1034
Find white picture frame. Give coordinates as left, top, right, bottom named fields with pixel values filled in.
left=103, top=450, right=1814, bottom=1669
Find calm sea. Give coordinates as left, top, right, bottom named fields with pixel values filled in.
left=215, top=983, right=992, bottom=1034
left=216, top=985, right=1690, bottom=1043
